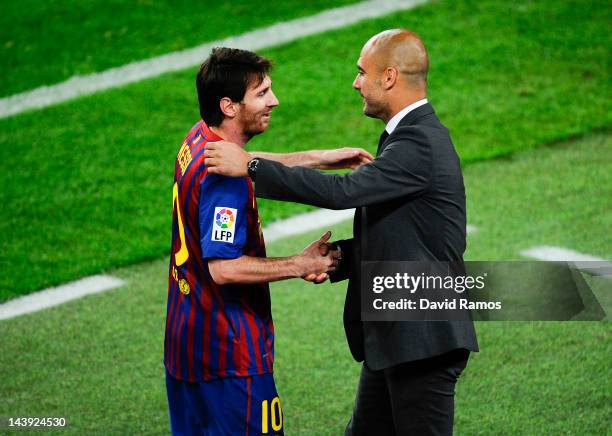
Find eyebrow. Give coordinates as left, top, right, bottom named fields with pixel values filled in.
left=256, top=85, right=270, bottom=94
left=252, top=79, right=271, bottom=93
left=260, top=78, right=272, bottom=88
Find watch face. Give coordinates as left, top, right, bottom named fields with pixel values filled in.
left=248, top=158, right=258, bottom=180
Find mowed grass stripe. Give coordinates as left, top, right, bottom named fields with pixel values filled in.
left=0, top=134, right=610, bottom=434
left=1, top=0, right=428, bottom=118
left=0, top=0, right=610, bottom=300
left=0, top=0, right=360, bottom=97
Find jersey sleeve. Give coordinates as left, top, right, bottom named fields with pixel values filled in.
left=199, top=174, right=249, bottom=260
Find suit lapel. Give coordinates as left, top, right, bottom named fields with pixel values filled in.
left=376, top=130, right=389, bottom=157
left=376, top=103, right=435, bottom=156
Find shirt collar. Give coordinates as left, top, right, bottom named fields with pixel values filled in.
left=385, top=98, right=428, bottom=134
left=201, top=120, right=223, bottom=141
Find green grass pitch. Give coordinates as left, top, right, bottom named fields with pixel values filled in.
left=0, top=134, right=609, bottom=434
left=0, top=0, right=610, bottom=433
left=0, top=0, right=610, bottom=299
left=0, top=0, right=359, bottom=97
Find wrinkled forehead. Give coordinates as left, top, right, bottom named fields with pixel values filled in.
left=359, top=40, right=374, bottom=60
left=357, top=43, right=382, bottom=71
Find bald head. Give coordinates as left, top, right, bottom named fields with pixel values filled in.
left=362, top=29, right=429, bottom=89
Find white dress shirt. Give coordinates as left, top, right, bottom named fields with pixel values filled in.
left=385, top=98, right=428, bottom=134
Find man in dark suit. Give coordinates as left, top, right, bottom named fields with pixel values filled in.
left=205, top=29, right=478, bottom=436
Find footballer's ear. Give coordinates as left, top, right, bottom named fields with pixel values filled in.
left=219, top=97, right=238, bottom=119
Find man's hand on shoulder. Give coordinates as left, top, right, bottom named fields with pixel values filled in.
left=205, top=141, right=251, bottom=177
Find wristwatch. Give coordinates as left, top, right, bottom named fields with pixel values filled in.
left=247, top=158, right=260, bottom=181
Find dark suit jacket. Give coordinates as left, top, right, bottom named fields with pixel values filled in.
left=254, top=103, right=478, bottom=370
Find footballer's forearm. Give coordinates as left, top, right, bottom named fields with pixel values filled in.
left=208, top=255, right=305, bottom=285
left=250, top=151, right=320, bottom=168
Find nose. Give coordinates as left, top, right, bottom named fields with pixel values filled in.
left=352, top=75, right=361, bottom=90
left=268, top=90, right=279, bottom=108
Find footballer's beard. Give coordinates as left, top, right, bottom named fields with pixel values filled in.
left=239, top=110, right=271, bottom=139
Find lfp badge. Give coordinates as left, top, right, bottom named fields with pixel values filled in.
left=212, top=207, right=237, bottom=243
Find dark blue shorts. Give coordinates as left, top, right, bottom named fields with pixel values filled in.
left=165, top=369, right=284, bottom=435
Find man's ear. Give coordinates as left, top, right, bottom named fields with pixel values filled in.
left=382, top=67, right=398, bottom=90
left=219, top=97, right=238, bottom=118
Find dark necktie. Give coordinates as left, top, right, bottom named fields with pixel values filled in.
left=377, top=130, right=389, bottom=156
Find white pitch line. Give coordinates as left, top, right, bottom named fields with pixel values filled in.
left=0, top=208, right=476, bottom=320
left=0, top=0, right=428, bottom=119
left=0, top=275, right=124, bottom=321
left=520, top=245, right=611, bottom=276
left=264, top=208, right=356, bottom=242
left=520, top=245, right=605, bottom=262
left=264, top=209, right=477, bottom=242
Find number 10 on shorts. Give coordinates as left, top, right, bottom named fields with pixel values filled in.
left=261, top=396, right=283, bottom=433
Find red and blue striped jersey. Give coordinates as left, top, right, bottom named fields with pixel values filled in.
left=165, top=120, right=274, bottom=382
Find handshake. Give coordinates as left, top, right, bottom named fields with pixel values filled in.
left=296, top=231, right=341, bottom=284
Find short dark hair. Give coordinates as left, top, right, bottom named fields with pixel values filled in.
left=196, top=47, right=272, bottom=127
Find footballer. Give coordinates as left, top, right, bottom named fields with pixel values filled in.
left=165, top=47, right=370, bottom=435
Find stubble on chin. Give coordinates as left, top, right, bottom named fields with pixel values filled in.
left=363, top=104, right=379, bottom=119
left=240, top=112, right=268, bottom=138
left=363, top=99, right=388, bottom=121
